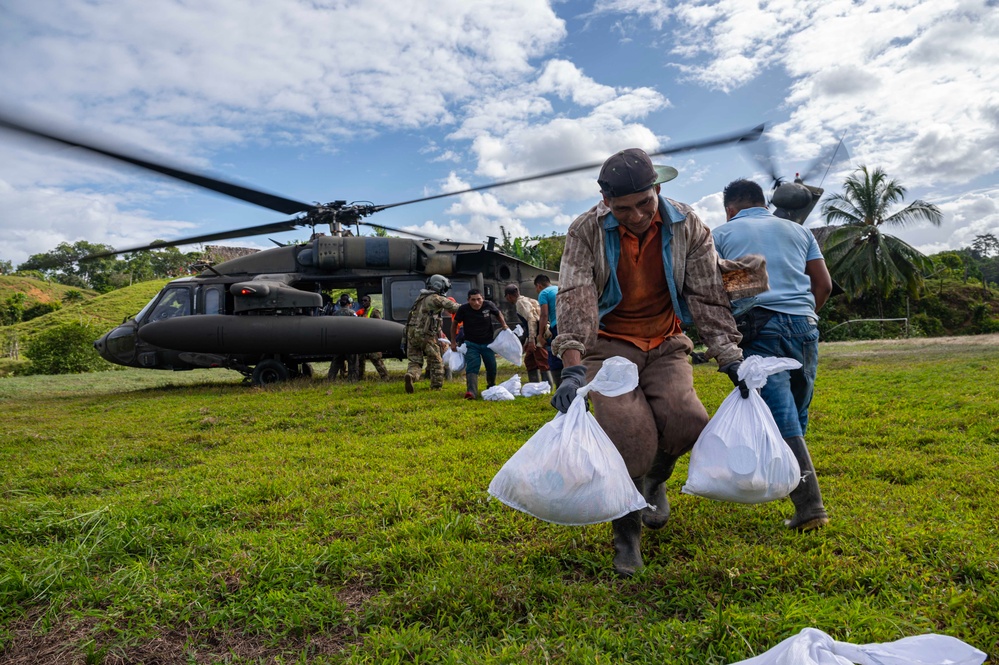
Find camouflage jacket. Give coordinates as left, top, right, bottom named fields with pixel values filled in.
left=406, top=290, right=460, bottom=339
left=552, top=196, right=767, bottom=367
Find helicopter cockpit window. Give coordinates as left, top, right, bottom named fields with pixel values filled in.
left=133, top=295, right=159, bottom=323
left=146, top=288, right=192, bottom=323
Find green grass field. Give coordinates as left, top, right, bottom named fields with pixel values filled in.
left=1, top=338, right=997, bottom=664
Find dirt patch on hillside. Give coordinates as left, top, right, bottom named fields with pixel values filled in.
left=824, top=333, right=999, bottom=349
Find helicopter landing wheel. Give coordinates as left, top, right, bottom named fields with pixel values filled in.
left=299, top=362, right=314, bottom=379
left=251, top=359, right=289, bottom=386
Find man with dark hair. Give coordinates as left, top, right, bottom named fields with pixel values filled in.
left=551, top=148, right=767, bottom=577
left=451, top=289, right=509, bottom=399
left=534, top=274, right=561, bottom=386
left=713, top=178, right=833, bottom=531
left=503, top=283, right=553, bottom=385
left=328, top=293, right=359, bottom=381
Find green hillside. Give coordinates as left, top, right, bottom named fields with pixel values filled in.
left=0, top=275, right=98, bottom=306
left=2, top=278, right=169, bottom=346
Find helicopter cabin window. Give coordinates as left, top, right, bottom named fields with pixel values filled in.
left=146, top=287, right=192, bottom=322
left=202, top=286, right=224, bottom=315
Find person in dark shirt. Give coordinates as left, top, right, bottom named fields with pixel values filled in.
left=451, top=289, right=508, bottom=399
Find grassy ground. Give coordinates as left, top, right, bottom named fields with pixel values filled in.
left=1, top=339, right=997, bottom=664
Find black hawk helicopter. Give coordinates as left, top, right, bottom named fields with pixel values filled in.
left=743, top=132, right=849, bottom=225
left=0, top=111, right=763, bottom=384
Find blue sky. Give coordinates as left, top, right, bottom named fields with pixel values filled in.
left=1, top=0, right=997, bottom=266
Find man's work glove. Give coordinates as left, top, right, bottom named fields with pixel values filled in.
left=551, top=364, right=588, bottom=413
left=719, top=361, right=750, bottom=399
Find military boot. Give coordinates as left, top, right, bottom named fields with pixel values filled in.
left=642, top=450, right=680, bottom=530
left=611, top=509, right=644, bottom=578
left=527, top=369, right=542, bottom=383
left=783, top=436, right=829, bottom=531
left=464, top=373, right=479, bottom=400
left=404, top=373, right=415, bottom=394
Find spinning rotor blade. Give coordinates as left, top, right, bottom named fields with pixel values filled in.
left=85, top=218, right=305, bottom=258
left=374, top=124, right=765, bottom=212
left=359, top=221, right=466, bottom=243
left=799, top=134, right=850, bottom=186
left=0, top=110, right=315, bottom=215
left=741, top=131, right=782, bottom=186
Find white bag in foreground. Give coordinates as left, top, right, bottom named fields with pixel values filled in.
left=489, top=328, right=523, bottom=366
left=443, top=344, right=466, bottom=373
left=498, top=375, right=522, bottom=396
left=520, top=381, right=552, bottom=397
left=488, top=356, right=648, bottom=525
left=682, top=355, right=803, bottom=504
left=727, top=627, right=986, bottom=665
left=482, top=385, right=516, bottom=401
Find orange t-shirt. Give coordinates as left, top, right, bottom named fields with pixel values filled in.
left=598, top=212, right=682, bottom=351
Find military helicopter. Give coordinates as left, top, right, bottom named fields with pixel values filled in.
left=0, top=111, right=764, bottom=384
left=743, top=133, right=849, bottom=224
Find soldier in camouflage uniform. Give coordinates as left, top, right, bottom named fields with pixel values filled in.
left=403, top=274, right=460, bottom=393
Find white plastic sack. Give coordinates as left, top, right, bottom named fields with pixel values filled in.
left=489, top=328, right=523, bottom=366
left=728, top=627, right=987, bottom=665
left=512, top=324, right=524, bottom=337
left=488, top=357, right=648, bottom=525
left=520, top=381, right=552, bottom=397
left=681, top=355, right=803, bottom=504
left=498, top=375, right=522, bottom=396
left=443, top=344, right=466, bottom=373
left=482, top=385, right=516, bottom=401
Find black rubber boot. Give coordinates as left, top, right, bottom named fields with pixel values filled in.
left=611, top=509, right=644, bottom=577
left=464, top=373, right=479, bottom=399
left=642, top=451, right=680, bottom=530
left=784, top=436, right=829, bottom=531
left=542, top=371, right=555, bottom=387
left=486, top=370, right=496, bottom=389
left=527, top=369, right=541, bottom=383
left=551, top=367, right=562, bottom=388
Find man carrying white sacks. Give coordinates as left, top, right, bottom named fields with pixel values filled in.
left=551, top=148, right=767, bottom=577
left=712, top=178, right=833, bottom=531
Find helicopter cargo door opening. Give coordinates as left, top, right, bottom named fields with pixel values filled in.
left=383, top=276, right=477, bottom=323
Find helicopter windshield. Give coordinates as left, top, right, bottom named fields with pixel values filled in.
left=133, top=295, right=159, bottom=323
left=145, top=287, right=192, bottom=323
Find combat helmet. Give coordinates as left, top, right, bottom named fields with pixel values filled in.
left=426, top=274, right=451, bottom=295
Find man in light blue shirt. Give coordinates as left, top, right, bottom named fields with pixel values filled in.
left=712, top=179, right=833, bottom=531
left=534, top=274, right=561, bottom=386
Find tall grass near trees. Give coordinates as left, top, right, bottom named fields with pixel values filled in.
left=1, top=339, right=997, bottom=664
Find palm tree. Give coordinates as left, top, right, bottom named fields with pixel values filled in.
left=821, top=166, right=942, bottom=311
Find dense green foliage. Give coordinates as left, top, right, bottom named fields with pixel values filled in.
left=15, top=241, right=197, bottom=293
left=22, top=321, right=114, bottom=375
left=1, top=340, right=996, bottom=663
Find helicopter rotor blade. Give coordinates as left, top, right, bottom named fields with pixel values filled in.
left=0, top=110, right=315, bottom=215
left=359, top=221, right=475, bottom=244
left=373, top=124, right=765, bottom=212
left=740, top=131, right=782, bottom=187
left=84, top=218, right=306, bottom=259
left=799, top=134, right=850, bottom=186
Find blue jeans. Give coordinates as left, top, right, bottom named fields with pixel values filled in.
left=742, top=312, right=819, bottom=439
left=463, top=340, right=497, bottom=384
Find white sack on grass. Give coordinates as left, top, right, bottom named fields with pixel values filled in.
left=499, top=375, right=522, bottom=396
left=482, top=385, right=516, bottom=401
left=727, top=627, right=987, bottom=665
left=489, top=328, right=523, bottom=366
left=443, top=345, right=466, bottom=373
left=488, top=356, right=648, bottom=525
left=520, top=381, right=552, bottom=397
left=682, top=355, right=803, bottom=504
